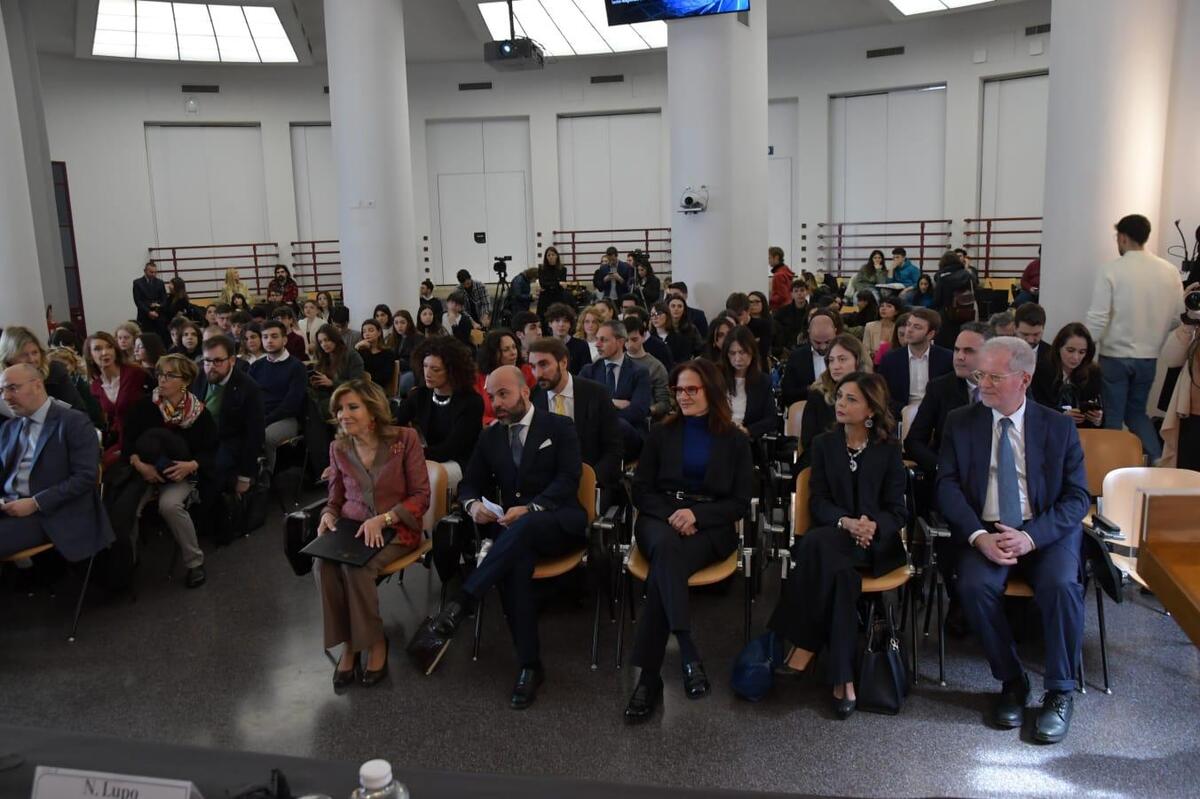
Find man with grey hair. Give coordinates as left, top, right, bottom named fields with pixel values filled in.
left=0, top=364, right=113, bottom=561
left=580, top=320, right=651, bottom=459
left=936, top=336, right=1089, bottom=744
left=987, top=311, right=1016, bottom=338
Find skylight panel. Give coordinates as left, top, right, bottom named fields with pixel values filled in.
left=477, top=0, right=664, bottom=56
left=90, top=2, right=299, bottom=63
left=541, top=0, right=611, bottom=55
left=512, top=0, right=574, bottom=57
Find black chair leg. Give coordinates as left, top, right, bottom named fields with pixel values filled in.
left=936, top=571, right=946, bottom=686
left=67, top=555, right=95, bottom=643
left=1096, top=582, right=1112, bottom=694
left=590, top=587, right=602, bottom=670
left=908, top=582, right=918, bottom=684
left=923, top=568, right=937, bottom=638
left=472, top=592, right=485, bottom=661
left=615, top=570, right=628, bottom=669
left=743, top=559, right=752, bottom=643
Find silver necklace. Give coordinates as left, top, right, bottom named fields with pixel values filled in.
left=846, top=439, right=868, bottom=472
left=431, top=391, right=451, bottom=406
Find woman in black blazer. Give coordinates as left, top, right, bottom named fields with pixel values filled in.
left=797, top=334, right=872, bottom=472
left=625, top=358, right=753, bottom=725
left=650, top=302, right=694, bottom=366
left=1032, top=322, right=1104, bottom=429
left=719, top=325, right=778, bottom=442
left=769, top=372, right=907, bottom=719
left=392, top=336, right=482, bottom=493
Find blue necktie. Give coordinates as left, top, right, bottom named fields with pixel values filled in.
left=509, top=423, right=525, bottom=469
left=996, top=417, right=1022, bottom=528
left=605, top=362, right=617, bottom=396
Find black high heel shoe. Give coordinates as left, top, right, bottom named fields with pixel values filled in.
left=332, top=653, right=358, bottom=689
left=360, top=637, right=390, bottom=687
left=831, top=690, right=856, bottom=720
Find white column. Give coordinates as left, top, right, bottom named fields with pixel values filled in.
left=0, top=3, right=46, bottom=332
left=324, top=0, right=419, bottom=317
left=668, top=2, right=768, bottom=318
left=1040, top=0, right=1179, bottom=332
left=1161, top=0, right=1200, bottom=256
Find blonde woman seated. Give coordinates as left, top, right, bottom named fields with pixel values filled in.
left=797, top=334, right=873, bottom=472
left=768, top=372, right=907, bottom=719
left=317, top=379, right=430, bottom=689
left=219, top=268, right=252, bottom=306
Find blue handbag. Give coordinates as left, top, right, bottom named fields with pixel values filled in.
left=730, top=631, right=785, bottom=702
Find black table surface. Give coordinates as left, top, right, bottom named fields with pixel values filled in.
left=0, top=725, right=821, bottom=799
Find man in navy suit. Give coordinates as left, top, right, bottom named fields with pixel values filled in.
left=579, top=320, right=651, bottom=460
left=937, top=337, right=1089, bottom=744
left=877, top=307, right=953, bottom=417
left=593, top=247, right=634, bottom=301
left=193, top=335, right=265, bottom=497
left=409, top=366, right=586, bottom=709
left=0, top=364, right=113, bottom=561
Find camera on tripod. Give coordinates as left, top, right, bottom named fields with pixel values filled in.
left=493, top=256, right=511, bottom=279
left=1184, top=290, right=1200, bottom=324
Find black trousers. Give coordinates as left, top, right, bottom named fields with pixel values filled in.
left=463, top=513, right=581, bottom=666
left=631, top=516, right=733, bottom=675
left=768, top=525, right=868, bottom=685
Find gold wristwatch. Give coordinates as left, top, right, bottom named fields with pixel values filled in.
left=383, top=511, right=395, bottom=526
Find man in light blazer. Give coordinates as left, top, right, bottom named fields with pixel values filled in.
left=0, top=364, right=113, bottom=561
left=936, top=338, right=1089, bottom=744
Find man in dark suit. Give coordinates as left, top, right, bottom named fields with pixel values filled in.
left=936, top=337, right=1089, bottom=744
left=528, top=337, right=623, bottom=490
left=579, top=320, right=651, bottom=460
left=772, top=278, right=811, bottom=357
left=593, top=247, right=634, bottom=302
left=724, top=292, right=773, bottom=364
left=193, top=335, right=265, bottom=495
left=132, top=261, right=168, bottom=339
left=780, top=309, right=841, bottom=407
left=0, top=364, right=113, bottom=561
left=409, top=366, right=586, bottom=709
left=877, top=307, right=953, bottom=417
left=1013, top=302, right=1052, bottom=365
left=545, top=303, right=592, bottom=375
left=905, top=322, right=991, bottom=476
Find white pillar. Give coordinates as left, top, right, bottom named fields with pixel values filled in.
left=0, top=3, right=46, bottom=332
left=1161, top=0, right=1200, bottom=257
left=324, top=0, right=419, bottom=318
left=1040, top=0, right=1179, bottom=332
left=667, top=2, right=768, bottom=318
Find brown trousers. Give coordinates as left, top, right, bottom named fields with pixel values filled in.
left=318, top=540, right=416, bottom=652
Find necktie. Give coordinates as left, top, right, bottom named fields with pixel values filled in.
left=996, top=417, right=1022, bottom=528
left=205, top=382, right=224, bottom=419
left=606, top=362, right=617, bottom=395
left=969, top=385, right=981, bottom=404
left=553, top=393, right=566, bottom=416
left=509, top=423, right=525, bottom=469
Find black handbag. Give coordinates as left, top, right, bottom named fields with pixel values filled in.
left=283, top=499, right=326, bottom=576
left=857, top=602, right=910, bottom=715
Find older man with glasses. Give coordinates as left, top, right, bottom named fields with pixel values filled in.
left=0, top=363, right=113, bottom=561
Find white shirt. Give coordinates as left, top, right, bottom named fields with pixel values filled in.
left=266, top=348, right=291, bottom=363
left=730, top=377, right=748, bottom=424
left=100, top=372, right=121, bottom=404
left=4, top=397, right=53, bottom=500
left=908, top=346, right=931, bottom=404
left=547, top=373, right=576, bottom=421
left=508, top=402, right=536, bottom=448
left=969, top=401, right=1035, bottom=548
left=812, top=349, right=827, bottom=381
left=587, top=340, right=600, bottom=362
left=1085, top=249, right=1184, bottom=358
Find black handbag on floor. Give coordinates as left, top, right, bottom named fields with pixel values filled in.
left=283, top=499, right=326, bottom=576
left=857, top=602, right=909, bottom=715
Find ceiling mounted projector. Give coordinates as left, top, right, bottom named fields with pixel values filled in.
left=484, top=37, right=544, bottom=71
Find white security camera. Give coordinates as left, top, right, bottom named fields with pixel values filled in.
left=678, top=185, right=709, bottom=214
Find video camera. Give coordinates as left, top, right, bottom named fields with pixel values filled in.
left=493, top=255, right=511, bottom=279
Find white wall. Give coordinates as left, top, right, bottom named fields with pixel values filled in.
left=37, top=0, right=1055, bottom=331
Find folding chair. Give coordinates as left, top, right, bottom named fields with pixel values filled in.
left=1, top=544, right=96, bottom=643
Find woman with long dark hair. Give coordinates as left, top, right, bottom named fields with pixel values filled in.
left=473, top=328, right=536, bottom=426
left=311, top=324, right=365, bottom=410
left=864, top=296, right=903, bottom=363
left=768, top=372, right=907, bottom=719
left=719, top=325, right=778, bottom=442
left=624, top=358, right=753, bottom=724
left=416, top=305, right=447, bottom=338
left=702, top=314, right=737, bottom=362
left=371, top=305, right=395, bottom=350
left=168, top=320, right=203, bottom=362
left=666, top=296, right=703, bottom=361
left=358, top=319, right=397, bottom=392
left=798, top=335, right=872, bottom=471
left=848, top=250, right=888, bottom=299
left=537, top=246, right=569, bottom=319
left=634, top=259, right=661, bottom=307
left=1032, top=322, right=1103, bottom=428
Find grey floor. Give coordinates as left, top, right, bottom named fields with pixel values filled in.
left=2, top=496, right=1198, bottom=799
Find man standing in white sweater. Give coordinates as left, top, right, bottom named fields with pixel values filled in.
left=1085, top=214, right=1185, bottom=460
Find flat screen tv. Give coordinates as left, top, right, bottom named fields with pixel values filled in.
left=605, top=0, right=750, bottom=26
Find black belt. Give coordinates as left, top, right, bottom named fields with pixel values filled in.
left=667, top=491, right=714, bottom=503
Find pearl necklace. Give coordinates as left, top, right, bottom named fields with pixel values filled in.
left=431, top=391, right=451, bottom=407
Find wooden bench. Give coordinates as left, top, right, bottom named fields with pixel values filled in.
left=1137, top=490, right=1200, bottom=648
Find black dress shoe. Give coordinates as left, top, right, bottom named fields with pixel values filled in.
left=682, top=661, right=710, bottom=699
left=360, top=638, right=390, bottom=687
left=510, top=665, right=545, bottom=710
left=1034, top=691, right=1074, bottom=744
left=332, top=658, right=357, bottom=689
left=992, top=673, right=1030, bottom=729
left=431, top=600, right=468, bottom=636
left=406, top=602, right=467, bottom=676
left=832, top=693, right=856, bottom=720
left=185, top=566, right=206, bottom=588
left=624, top=677, right=663, bottom=725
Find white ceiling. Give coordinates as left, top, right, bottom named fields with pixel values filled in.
left=33, top=0, right=1038, bottom=65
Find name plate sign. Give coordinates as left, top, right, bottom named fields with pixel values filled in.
left=32, top=767, right=204, bottom=799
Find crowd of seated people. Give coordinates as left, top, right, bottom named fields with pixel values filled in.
left=4, top=214, right=1197, bottom=743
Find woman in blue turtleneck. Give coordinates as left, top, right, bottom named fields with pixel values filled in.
left=624, top=358, right=754, bottom=725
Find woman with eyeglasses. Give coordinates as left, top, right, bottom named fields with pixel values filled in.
left=719, top=325, right=778, bottom=442
left=624, top=358, right=753, bottom=725
left=768, top=372, right=907, bottom=720
left=650, top=301, right=692, bottom=366
left=115, top=353, right=217, bottom=589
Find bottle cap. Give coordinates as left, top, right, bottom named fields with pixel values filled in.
left=359, top=759, right=393, bottom=790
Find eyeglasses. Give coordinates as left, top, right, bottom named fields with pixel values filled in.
left=156, top=371, right=184, bottom=381
left=670, top=385, right=702, bottom=398
left=201, top=357, right=230, bottom=365
left=970, top=370, right=1021, bottom=385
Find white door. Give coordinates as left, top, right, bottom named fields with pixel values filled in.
left=485, top=171, right=530, bottom=269
left=768, top=156, right=793, bottom=263
left=437, top=172, right=488, bottom=285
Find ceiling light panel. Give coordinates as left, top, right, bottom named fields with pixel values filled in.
left=889, top=0, right=996, bottom=14
left=478, top=0, right=667, bottom=56
left=90, top=2, right=299, bottom=64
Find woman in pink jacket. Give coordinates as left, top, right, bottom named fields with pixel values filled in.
left=316, top=379, right=430, bottom=689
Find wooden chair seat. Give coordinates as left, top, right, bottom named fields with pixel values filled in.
left=533, top=548, right=586, bottom=580
left=1005, top=577, right=1034, bottom=598
left=0, top=543, right=55, bottom=562
left=626, top=546, right=738, bottom=587
left=861, top=565, right=912, bottom=594
left=378, top=539, right=432, bottom=576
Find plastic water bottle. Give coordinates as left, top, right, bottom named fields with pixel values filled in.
left=350, top=759, right=408, bottom=799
